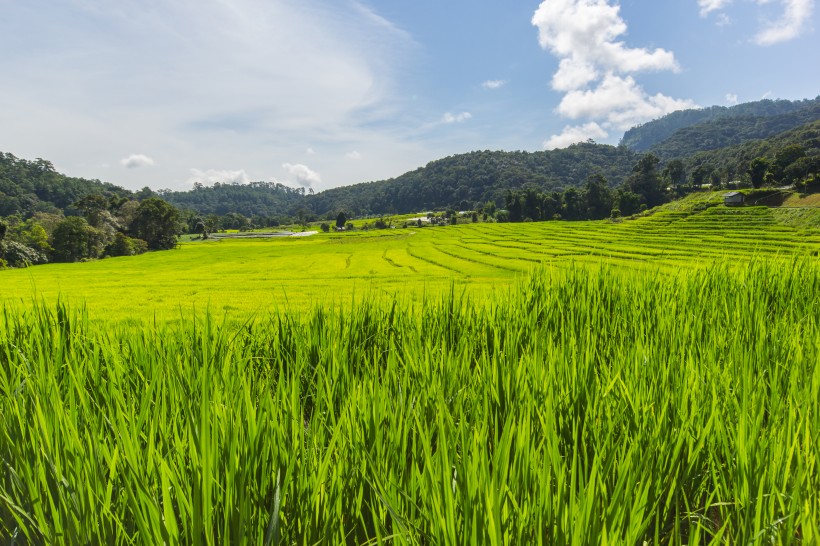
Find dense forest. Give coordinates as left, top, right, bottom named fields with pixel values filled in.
left=620, top=96, right=820, bottom=151
left=161, top=181, right=306, bottom=218
left=0, top=153, right=181, bottom=268
left=159, top=144, right=641, bottom=219
left=682, top=120, right=820, bottom=186
left=0, top=153, right=141, bottom=217
left=303, top=144, right=640, bottom=217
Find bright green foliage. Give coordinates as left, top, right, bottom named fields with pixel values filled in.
left=1, top=260, right=819, bottom=544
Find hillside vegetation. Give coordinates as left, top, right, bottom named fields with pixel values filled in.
left=682, top=119, right=820, bottom=184
left=0, top=152, right=137, bottom=217
left=303, top=144, right=639, bottom=216
left=162, top=144, right=641, bottom=218
left=621, top=96, right=820, bottom=152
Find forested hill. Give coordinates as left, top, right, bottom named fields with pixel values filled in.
left=305, top=144, right=640, bottom=216
left=161, top=181, right=306, bottom=217
left=0, top=152, right=136, bottom=217
left=620, top=97, right=820, bottom=152
left=681, top=119, right=820, bottom=185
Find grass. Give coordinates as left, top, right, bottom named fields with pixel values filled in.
left=1, top=260, right=819, bottom=544
left=1, top=203, right=820, bottom=543
left=2, top=204, right=819, bottom=323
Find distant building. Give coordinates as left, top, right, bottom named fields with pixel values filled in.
left=723, top=191, right=745, bottom=206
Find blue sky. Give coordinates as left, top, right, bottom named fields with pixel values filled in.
left=0, top=0, right=817, bottom=192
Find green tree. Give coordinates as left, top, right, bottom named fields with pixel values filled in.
left=663, top=159, right=687, bottom=187
left=74, top=194, right=110, bottom=227
left=194, top=218, right=207, bottom=238
left=583, top=174, right=614, bottom=219
left=335, top=212, right=347, bottom=229
left=106, top=232, right=149, bottom=257
left=748, top=157, right=770, bottom=189
left=626, top=154, right=665, bottom=208
left=562, top=188, right=583, bottom=220
left=16, top=220, right=52, bottom=254
left=615, top=189, right=643, bottom=216
left=0, top=219, right=6, bottom=241
left=772, top=145, right=807, bottom=185
left=129, top=198, right=182, bottom=250
left=51, top=216, right=104, bottom=262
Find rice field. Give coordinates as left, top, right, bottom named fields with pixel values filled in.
left=1, top=202, right=820, bottom=544
left=1, top=203, right=819, bottom=322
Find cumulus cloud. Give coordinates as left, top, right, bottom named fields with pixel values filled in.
left=482, top=79, right=506, bottom=90
left=555, top=74, right=696, bottom=129
left=282, top=162, right=321, bottom=187
left=345, top=151, right=362, bottom=160
left=532, top=0, right=695, bottom=148
left=543, top=122, right=608, bottom=150
left=726, top=93, right=739, bottom=104
left=188, top=168, right=250, bottom=185
left=533, top=0, right=679, bottom=76
left=442, top=112, right=472, bottom=124
left=121, top=154, right=155, bottom=168
left=699, top=0, right=814, bottom=44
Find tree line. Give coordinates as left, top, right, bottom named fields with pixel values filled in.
left=0, top=196, right=182, bottom=268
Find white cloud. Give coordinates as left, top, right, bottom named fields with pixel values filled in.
left=699, top=0, right=733, bottom=16
left=442, top=112, right=472, bottom=124
left=345, top=151, right=362, bottom=160
left=543, top=122, right=608, bottom=150
left=188, top=168, right=250, bottom=185
left=0, top=1, right=420, bottom=191
left=754, top=0, right=815, bottom=45
left=120, top=154, right=155, bottom=168
left=532, top=0, right=694, bottom=147
left=482, top=79, right=506, bottom=90
left=726, top=93, right=739, bottom=104
left=532, top=0, right=679, bottom=75
left=282, top=162, right=321, bottom=187
left=306, top=147, right=316, bottom=155
left=552, top=59, right=599, bottom=92
left=557, top=75, right=697, bottom=129
left=699, top=0, right=814, bottom=44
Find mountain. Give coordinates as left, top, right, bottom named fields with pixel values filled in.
left=0, top=152, right=135, bottom=218
left=304, top=144, right=640, bottom=216
left=160, top=144, right=640, bottom=219
left=620, top=97, right=820, bottom=153
left=682, top=119, right=820, bottom=184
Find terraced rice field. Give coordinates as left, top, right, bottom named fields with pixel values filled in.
left=2, top=201, right=820, bottom=544
left=2, top=204, right=819, bottom=322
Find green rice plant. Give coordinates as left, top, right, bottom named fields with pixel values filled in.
left=1, top=258, right=819, bottom=544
